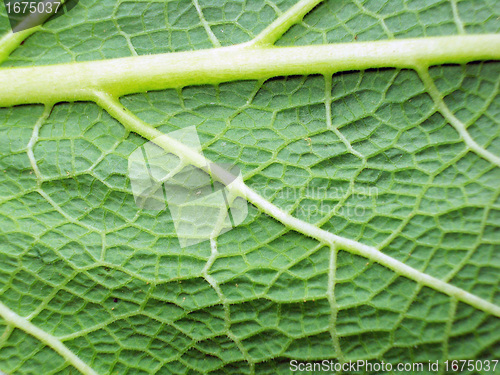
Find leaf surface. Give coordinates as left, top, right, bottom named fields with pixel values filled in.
left=0, top=0, right=499, bottom=374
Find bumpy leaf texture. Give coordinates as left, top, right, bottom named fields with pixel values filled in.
left=0, top=0, right=499, bottom=374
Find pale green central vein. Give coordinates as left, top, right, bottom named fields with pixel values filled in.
left=1, top=0, right=499, bottom=373
left=1, top=34, right=499, bottom=107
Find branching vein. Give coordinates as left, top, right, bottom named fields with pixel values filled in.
left=0, top=1, right=499, bottom=374
left=93, top=91, right=500, bottom=318
left=417, top=67, right=500, bottom=168
left=192, top=0, right=221, bottom=48
left=0, top=301, right=98, bottom=375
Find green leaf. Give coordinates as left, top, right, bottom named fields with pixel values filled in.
left=0, top=0, right=499, bottom=374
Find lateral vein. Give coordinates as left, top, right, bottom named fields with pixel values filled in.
left=93, top=91, right=500, bottom=318
left=0, top=301, right=98, bottom=375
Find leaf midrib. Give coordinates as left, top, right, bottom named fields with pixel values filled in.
left=0, top=0, right=499, bottom=374
left=1, top=34, right=500, bottom=107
